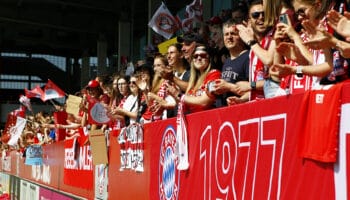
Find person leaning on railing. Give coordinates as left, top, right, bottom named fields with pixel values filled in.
left=168, top=44, right=221, bottom=113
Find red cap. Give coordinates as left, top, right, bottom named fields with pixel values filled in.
left=87, top=80, right=99, bottom=88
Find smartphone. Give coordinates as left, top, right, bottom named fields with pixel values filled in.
left=207, top=81, right=216, bottom=93
left=279, top=14, right=288, bottom=24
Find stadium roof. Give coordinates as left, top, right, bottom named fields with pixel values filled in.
left=0, top=0, right=193, bottom=57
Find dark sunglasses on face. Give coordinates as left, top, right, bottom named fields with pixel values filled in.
left=251, top=11, right=264, bottom=19
left=129, top=81, right=137, bottom=85
left=193, top=53, right=208, bottom=59
left=295, top=3, right=315, bottom=17
left=295, top=8, right=307, bottom=16
left=118, top=82, right=127, bottom=86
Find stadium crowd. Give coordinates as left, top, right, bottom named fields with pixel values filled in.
left=2, top=0, right=350, bottom=155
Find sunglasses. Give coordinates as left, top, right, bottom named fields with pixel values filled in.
left=118, top=82, right=127, bottom=86
left=295, top=8, right=307, bottom=17
left=295, top=3, right=316, bottom=17
left=129, top=81, right=137, bottom=85
left=251, top=11, right=264, bottom=19
left=153, top=64, right=165, bottom=68
left=193, top=53, right=208, bottom=59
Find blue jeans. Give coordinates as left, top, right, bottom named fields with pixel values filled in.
left=263, top=78, right=285, bottom=98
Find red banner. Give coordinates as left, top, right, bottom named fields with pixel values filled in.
left=2, top=83, right=350, bottom=200
left=53, top=111, right=67, bottom=141
left=148, top=92, right=337, bottom=200
left=63, top=138, right=93, bottom=190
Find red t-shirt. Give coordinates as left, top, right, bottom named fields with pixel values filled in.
left=187, top=69, right=221, bottom=113
left=298, top=83, right=343, bottom=162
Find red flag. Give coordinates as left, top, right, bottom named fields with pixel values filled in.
left=25, top=85, right=44, bottom=99
left=11, top=105, right=26, bottom=118
left=53, top=111, right=68, bottom=141
left=1, top=113, right=17, bottom=143
left=42, top=79, right=66, bottom=101
left=148, top=2, right=180, bottom=39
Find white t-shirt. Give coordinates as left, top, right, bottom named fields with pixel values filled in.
left=122, top=94, right=138, bottom=124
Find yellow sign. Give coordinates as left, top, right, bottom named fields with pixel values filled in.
left=157, top=37, right=178, bottom=55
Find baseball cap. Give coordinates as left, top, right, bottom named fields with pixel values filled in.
left=177, top=32, right=205, bottom=44
left=206, top=16, right=222, bottom=25
left=87, top=80, right=99, bottom=88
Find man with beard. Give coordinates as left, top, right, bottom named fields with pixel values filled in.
left=236, top=0, right=279, bottom=99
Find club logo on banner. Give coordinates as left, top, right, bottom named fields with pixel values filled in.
left=159, top=126, right=180, bottom=200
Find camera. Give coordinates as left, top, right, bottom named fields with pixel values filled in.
left=279, top=14, right=288, bottom=24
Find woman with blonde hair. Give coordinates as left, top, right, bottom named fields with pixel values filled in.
left=171, top=44, right=221, bottom=113
left=271, top=0, right=334, bottom=93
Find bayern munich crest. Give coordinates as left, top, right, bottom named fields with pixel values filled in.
left=159, top=126, right=180, bottom=200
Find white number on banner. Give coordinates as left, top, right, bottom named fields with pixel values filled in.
left=200, top=114, right=286, bottom=199
left=199, top=126, right=213, bottom=200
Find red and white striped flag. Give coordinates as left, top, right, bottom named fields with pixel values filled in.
left=148, top=2, right=180, bottom=39
left=42, top=79, right=66, bottom=101
left=25, top=85, right=44, bottom=99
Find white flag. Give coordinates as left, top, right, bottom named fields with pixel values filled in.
left=181, top=15, right=195, bottom=33
left=182, top=0, right=203, bottom=32
left=148, top=2, right=180, bottom=39
left=186, top=0, right=203, bottom=21
left=7, top=116, right=26, bottom=146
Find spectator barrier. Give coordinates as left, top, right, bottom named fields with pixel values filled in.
left=1, top=82, right=350, bottom=200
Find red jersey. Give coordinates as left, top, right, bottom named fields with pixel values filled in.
left=187, top=69, right=221, bottom=113
left=249, top=36, right=271, bottom=100
left=298, top=83, right=343, bottom=162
